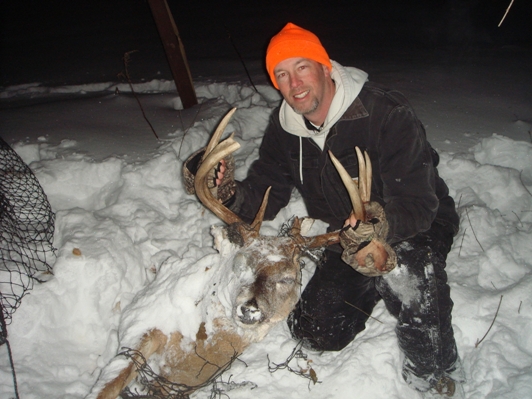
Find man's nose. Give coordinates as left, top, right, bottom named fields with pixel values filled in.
left=289, top=74, right=301, bottom=88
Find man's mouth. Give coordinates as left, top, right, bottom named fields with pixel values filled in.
left=293, top=90, right=309, bottom=99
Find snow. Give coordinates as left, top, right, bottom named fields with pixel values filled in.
left=1, top=14, right=532, bottom=399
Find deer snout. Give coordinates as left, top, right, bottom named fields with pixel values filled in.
left=237, top=298, right=263, bottom=324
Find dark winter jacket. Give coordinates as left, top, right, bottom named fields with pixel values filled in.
left=231, top=82, right=459, bottom=245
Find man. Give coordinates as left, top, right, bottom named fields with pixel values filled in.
left=186, top=23, right=465, bottom=398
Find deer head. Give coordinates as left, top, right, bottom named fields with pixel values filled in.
left=195, top=108, right=340, bottom=341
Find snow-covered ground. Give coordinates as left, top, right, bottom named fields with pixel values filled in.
left=1, top=5, right=531, bottom=398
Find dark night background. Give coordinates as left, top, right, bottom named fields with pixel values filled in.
left=1, top=0, right=531, bottom=88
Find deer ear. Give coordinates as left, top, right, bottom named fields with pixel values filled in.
left=233, top=253, right=250, bottom=276
left=211, top=226, right=231, bottom=254
left=212, top=226, right=225, bottom=251
left=300, top=218, right=316, bottom=236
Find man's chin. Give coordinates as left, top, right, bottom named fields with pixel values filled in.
left=291, top=101, right=319, bottom=116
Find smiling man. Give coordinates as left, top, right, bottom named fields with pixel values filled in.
left=185, top=22, right=465, bottom=398
left=273, top=56, right=335, bottom=123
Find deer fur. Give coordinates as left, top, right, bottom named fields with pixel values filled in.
left=86, top=219, right=328, bottom=398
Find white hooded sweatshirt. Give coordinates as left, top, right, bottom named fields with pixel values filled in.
left=278, top=60, right=368, bottom=183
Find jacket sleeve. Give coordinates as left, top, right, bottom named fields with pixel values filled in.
left=377, top=100, right=440, bottom=243
left=229, top=114, right=295, bottom=224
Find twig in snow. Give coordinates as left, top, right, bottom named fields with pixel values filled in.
left=512, top=211, right=523, bottom=227
left=345, top=300, right=383, bottom=324
left=475, top=295, right=503, bottom=348
left=498, top=0, right=515, bottom=27
left=465, top=208, right=484, bottom=252
left=118, top=345, right=241, bottom=399
left=267, top=341, right=320, bottom=387
left=518, top=170, right=532, bottom=198
left=458, top=227, right=467, bottom=257
left=118, top=50, right=160, bottom=140
left=518, top=301, right=522, bottom=314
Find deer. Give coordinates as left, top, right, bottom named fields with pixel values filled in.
left=86, top=107, right=387, bottom=399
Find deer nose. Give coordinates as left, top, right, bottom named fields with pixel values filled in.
left=237, top=298, right=262, bottom=324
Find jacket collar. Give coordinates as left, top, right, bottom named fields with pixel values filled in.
left=338, top=96, right=369, bottom=122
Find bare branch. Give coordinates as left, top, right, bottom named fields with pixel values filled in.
left=118, top=51, right=160, bottom=140
left=519, top=170, right=532, bottom=198
left=458, top=227, right=467, bottom=257
left=475, top=295, right=503, bottom=348
left=465, top=208, right=484, bottom=252
left=267, top=341, right=320, bottom=388
left=344, top=300, right=383, bottom=324
left=498, top=0, right=515, bottom=27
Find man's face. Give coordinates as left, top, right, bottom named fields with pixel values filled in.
left=273, top=57, right=333, bottom=120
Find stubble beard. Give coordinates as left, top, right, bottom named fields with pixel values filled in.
left=291, top=97, right=319, bottom=116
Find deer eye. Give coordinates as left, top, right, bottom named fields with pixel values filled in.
left=277, top=277, right=296, bottom=286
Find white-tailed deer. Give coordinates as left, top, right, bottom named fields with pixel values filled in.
left=86, top=108, right=382, bottom=399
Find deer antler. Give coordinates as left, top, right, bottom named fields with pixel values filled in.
left=201, top=108, right=237, bottom=163
left=196, top=110, right=379, bottom=252
left=194, top=108, right=271, bottom=240
left=195, top=108, right=243, bottom=226
left=328, top=147, right=371, bottom=221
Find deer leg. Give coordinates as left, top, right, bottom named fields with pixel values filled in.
left=93, top=329, right=168, bottom=399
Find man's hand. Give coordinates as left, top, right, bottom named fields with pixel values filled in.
left=183, top=148, right=236, bottom=203
left=215, top=159, right=227, bottom=186
left=340, top=202, right=397, bottom=277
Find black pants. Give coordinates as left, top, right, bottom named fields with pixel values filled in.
left=287, top=224, right=462, bottom=390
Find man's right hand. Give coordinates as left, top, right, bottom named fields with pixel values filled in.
left=183, top=148, right=236, bottom=203
left=215, top=159, right=227, bottom=186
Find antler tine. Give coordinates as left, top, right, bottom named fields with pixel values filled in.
left=202, top=107, right=238, bottom=162
left=363, top=150, right=372, bottom=203
left=354, top=147, right=366, bottom=202
left=328, top=150, right=365, bottom=221
left=355, top=147, right=372, bottom=203
left=195, top=132, right=243, bottom=226
left=250, top=186, right=271, bottom=233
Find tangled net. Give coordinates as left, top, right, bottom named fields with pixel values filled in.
left=118, top=347, right=245, bottom=399
left=0, top=136, right=56, bottom=343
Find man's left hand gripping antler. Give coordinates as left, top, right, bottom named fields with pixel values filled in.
left=330, top=147, right=397, bottom=277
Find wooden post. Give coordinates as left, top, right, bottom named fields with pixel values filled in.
left=148, top=0, right=198, bottom=109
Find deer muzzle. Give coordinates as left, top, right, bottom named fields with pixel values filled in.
left=237, top=298, right=263, bottom=324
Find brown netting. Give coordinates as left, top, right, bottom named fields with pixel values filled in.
left=0, top=136, right=56, bottom=343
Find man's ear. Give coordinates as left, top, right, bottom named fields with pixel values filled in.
left=322, top=63, right=332, bottom=78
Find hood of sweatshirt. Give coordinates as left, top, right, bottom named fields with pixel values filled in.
left=279, top=60, right=368, bottom=149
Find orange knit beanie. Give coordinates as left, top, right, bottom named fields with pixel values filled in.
left=266, top=23, right=332, bottom=89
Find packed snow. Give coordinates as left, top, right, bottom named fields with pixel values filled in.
left=1, top=50, right=532, bottom=399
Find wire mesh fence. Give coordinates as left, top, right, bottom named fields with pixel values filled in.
left=0, top=136, right=56, bottom=343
